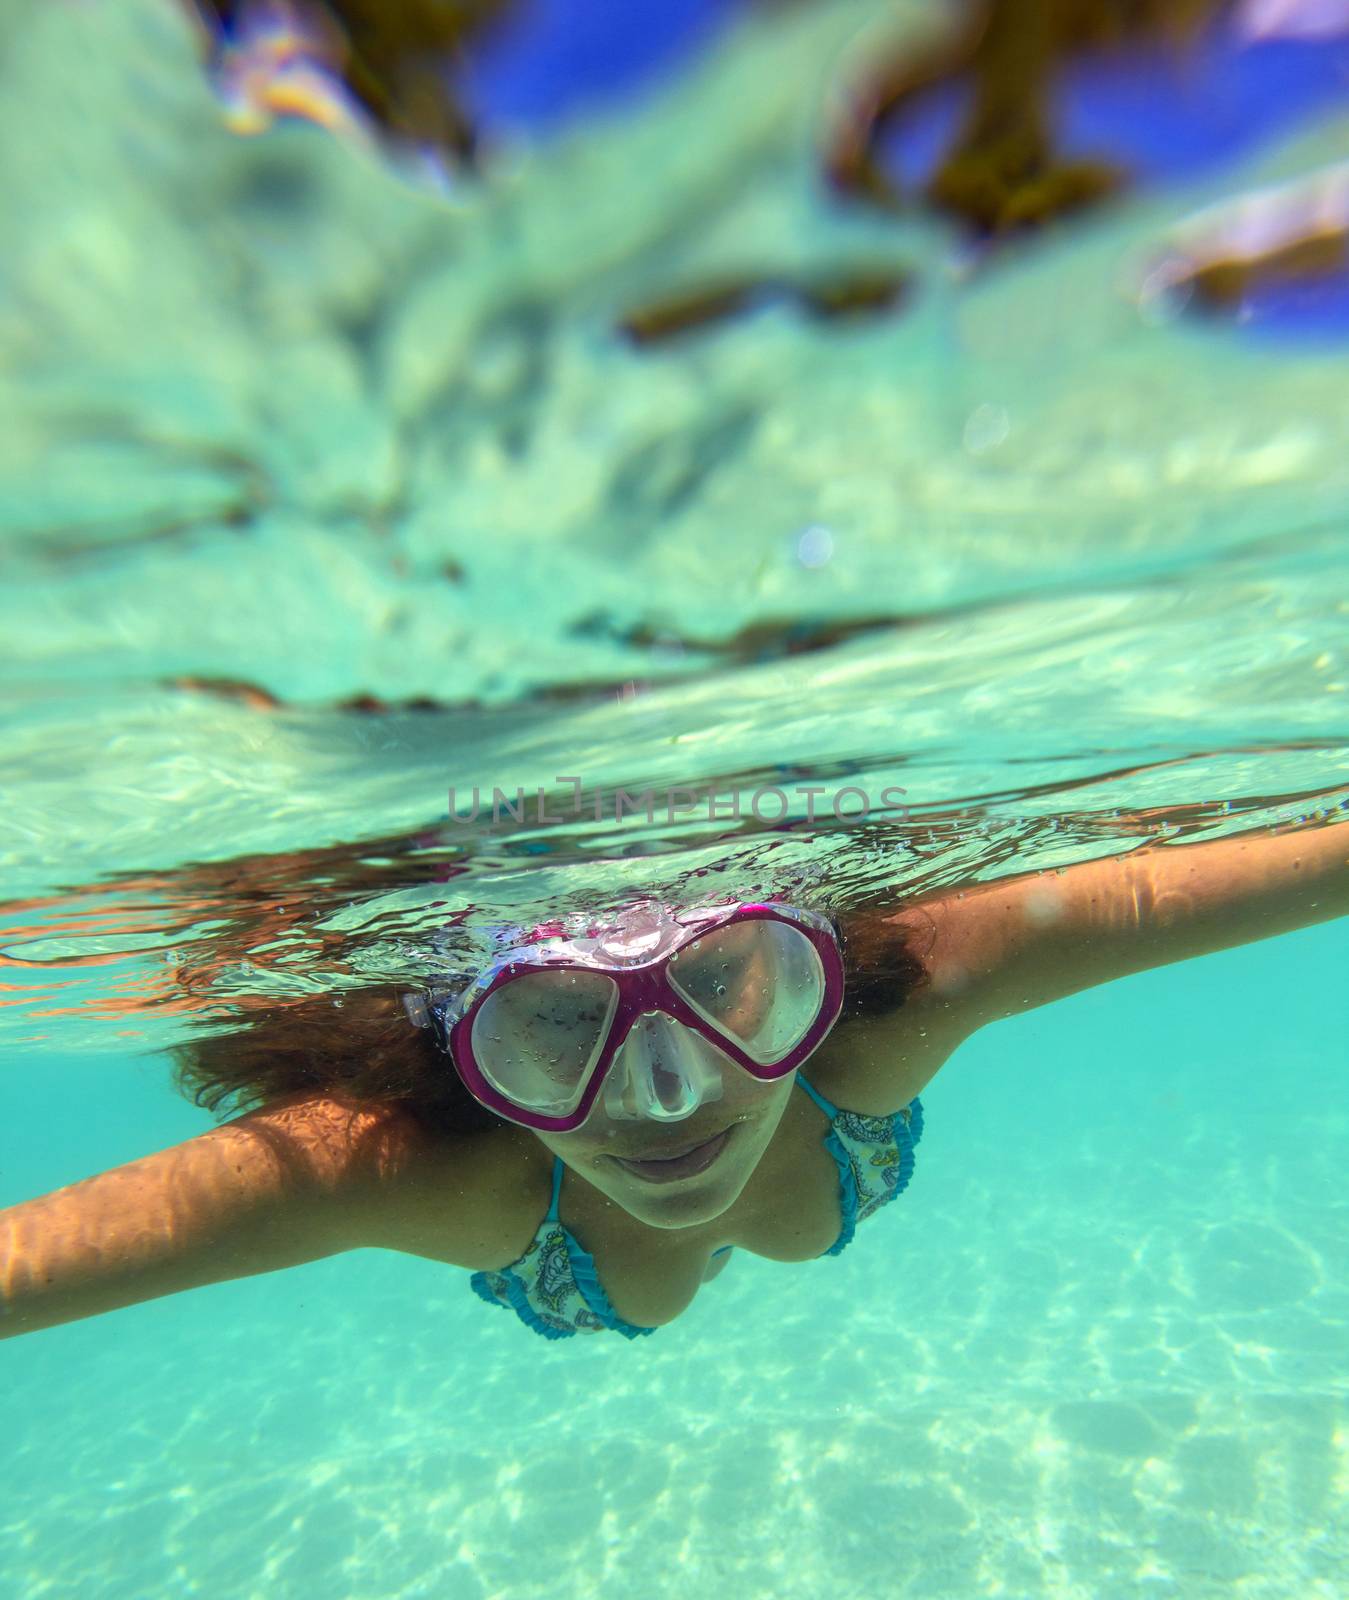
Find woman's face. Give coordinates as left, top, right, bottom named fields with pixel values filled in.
left=535, top=1055, right=796, bottom=1230
left=515, top=916, right=807, bottom=1227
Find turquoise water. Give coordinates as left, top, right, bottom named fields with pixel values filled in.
left=2, top=0, right=1348, bottom=1594
left=4, top=934, right=1346, bottom=1597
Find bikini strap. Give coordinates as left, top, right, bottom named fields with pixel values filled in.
left=794, top=1072, right=839, bottom=1119
left=546, top=1156, right=566, bottom=1222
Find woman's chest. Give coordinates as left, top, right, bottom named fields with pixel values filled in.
left=562, top=1090, right=851, bottom=1329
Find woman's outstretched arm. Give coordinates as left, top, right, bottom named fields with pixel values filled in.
left=0, top=1096, right=418, bottom=1340
left=890, top=819, right=1349, bottom=1031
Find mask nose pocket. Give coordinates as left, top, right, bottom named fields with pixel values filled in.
left=603, top=1013, right=727, bottom=1121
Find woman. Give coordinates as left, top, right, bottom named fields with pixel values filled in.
left=2, top=819, right=1345, bottom=1341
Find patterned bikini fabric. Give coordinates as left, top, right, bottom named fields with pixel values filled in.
left=470, top=1076, right=925, bottom=1339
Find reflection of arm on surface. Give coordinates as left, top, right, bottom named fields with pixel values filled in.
left=0, top=1096, right=416, bottom=1340
left=882, top=822, right=1349, bottom=1031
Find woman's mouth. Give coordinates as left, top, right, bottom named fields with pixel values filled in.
left=612, top=1126, right=733, bottom=1183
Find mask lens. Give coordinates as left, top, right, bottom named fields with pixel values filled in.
left=669, top=919, right=825, bottom=1064
left=471, top=970, right=618, bottom=1113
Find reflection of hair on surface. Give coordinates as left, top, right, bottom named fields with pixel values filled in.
left=187, top=0, right=1230, bottom=241
left=618, top=268, right=912, bottom=345
left=1140, top=163, right=1349, bottom=319
left=182, top=0, right=516, bottom=167
left=0, top=824, right=467, bottom=1048
left=166, top=675, right=283, bottom=710
left=826, top=0, right=1221, bottom=235
left=570, top=610, right=905, bottom=663
left=162, top=611, right=915, bottom=716
left=619, top=280, right=766, bottom=345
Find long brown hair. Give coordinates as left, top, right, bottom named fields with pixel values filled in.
left=168, top=903, right=931, bottom=1133
left=168, top=988, right=504, bottom=1135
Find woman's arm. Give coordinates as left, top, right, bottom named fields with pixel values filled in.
left=891, top=819, right=1349, bottom=1032
left=0, top=1096, right=421, bottom=1340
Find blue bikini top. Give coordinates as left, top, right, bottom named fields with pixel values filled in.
left=469, top=1075, right=925, bottom=1339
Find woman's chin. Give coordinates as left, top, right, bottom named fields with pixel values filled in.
left=611, top=1171, right=746, bottom=1229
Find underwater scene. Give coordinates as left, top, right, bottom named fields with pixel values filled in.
left=2, top=1, right=1347, bottom=1595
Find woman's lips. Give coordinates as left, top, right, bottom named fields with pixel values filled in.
left=612, top=1127, right=733, bottom=1183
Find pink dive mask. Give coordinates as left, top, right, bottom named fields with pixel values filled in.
left=426, top=902, right=845, bottom=1133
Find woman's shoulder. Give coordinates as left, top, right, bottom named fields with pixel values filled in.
left=315, top=1098, right=553, bottom=1271
left=805, top=1002, right=969, bottom=1114
left=243, top=1093, right=549, bottom=1271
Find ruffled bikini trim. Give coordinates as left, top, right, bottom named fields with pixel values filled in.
left=561, top=1231, right=656, bottom=1339
left=470, top=1241, right=656, bottom=1341
left=469, top=1267, right=579, bottom=1340
left=820, top=1096, right=923, bottom=1257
